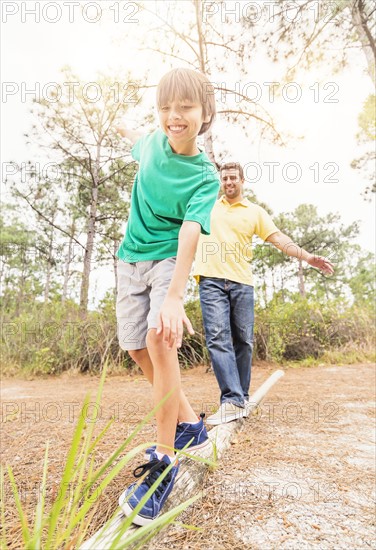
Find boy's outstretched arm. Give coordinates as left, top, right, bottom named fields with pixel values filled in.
left=115, top=123, right=144, bottom=145
left=157, top=221, right=201, bottom=349
left=266, top=231, right=335, bottom=275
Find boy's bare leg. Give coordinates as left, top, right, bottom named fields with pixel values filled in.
left=146, top=329, right=197, bottom=456
left=129, top=347, right=199, bottom=423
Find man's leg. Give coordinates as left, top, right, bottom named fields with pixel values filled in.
left=128, top=347, right=199, bottom=423
left=229, top=283, right=254, bottom=400
left=199, top=277, right=244, bottom=406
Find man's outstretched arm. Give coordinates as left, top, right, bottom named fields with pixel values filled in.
left=266, top=231, right=334, bottom=275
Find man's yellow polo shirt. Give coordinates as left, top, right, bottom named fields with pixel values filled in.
left=193, top=196, right=279, bottom=286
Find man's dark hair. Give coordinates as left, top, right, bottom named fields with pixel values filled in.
left=220, top=162, right=244, bottom=180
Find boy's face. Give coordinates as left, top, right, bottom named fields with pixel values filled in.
left=221, top=168, right=244, bottom=202
left=158, top=99, right=211, bottom=154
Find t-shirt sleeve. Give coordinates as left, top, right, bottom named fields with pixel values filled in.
left=255, top=206, right=279, bottom=241
left=131, top=135, right=145, bottom=161
left=184, top=176, right=220, bottom=235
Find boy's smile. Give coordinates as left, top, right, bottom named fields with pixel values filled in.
left=158, top=100, right=210, bottom=155
left=168, top=124, right=187, bottom=135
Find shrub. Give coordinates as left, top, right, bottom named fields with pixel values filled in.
left=254, top=297, right=375, bottom=362
left=1, top=294, right=374, bottom=375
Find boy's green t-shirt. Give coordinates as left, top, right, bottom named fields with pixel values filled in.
left=117, top=129, right=220, bottom=262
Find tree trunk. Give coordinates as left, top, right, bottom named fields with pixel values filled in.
left=194, top=0, right=206, bottom=73
left=271, top=267, right=276, bottom=296
left=194, top=0, right=217, bottom=165
left=262, top=279, right=268, bottom=307
left=350, top=0, right=376, bottom=84
left=43, top=224, right=55, bottom=303
left=79, top=145, right=100, bottom=313
left=281, top=269, right=285, bottom=302
left=204, top=130, right=216, bottom=164
left=62, top=219, right=77, bottom=303
left=80, top=203, right=97, bottom=313
left=44, top=259, right=51, bottom=303
left=297, top=258, right=306, bottom=297
left=16, top=265, right=26, bottom=317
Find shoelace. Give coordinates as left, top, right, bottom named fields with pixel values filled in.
left=133, top=459, right=172, bottom=499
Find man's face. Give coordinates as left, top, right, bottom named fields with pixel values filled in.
left=221, top=168, right=244, bottom=201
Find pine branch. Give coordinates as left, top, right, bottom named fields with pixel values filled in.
left=15, top=190, right=85, bottom=250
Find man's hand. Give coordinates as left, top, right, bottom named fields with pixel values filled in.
left=266, top=232, right=335, bottom=276
left=306, top=254, right=335, bottom=275
left=157, top=296, right=194, bottom=349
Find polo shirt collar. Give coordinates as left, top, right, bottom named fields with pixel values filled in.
left=220, top=195, right=248, bottom=207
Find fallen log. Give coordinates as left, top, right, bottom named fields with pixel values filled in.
left=80, top=369, right=284, bottom=549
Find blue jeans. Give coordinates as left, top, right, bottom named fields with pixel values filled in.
left=199, top=277, right=254, bottom=407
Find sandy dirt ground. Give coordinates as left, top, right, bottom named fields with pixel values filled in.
left=1, top=362, right=375, bottom=549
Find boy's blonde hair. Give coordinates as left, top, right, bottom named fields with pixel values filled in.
left=157, top=68, right=216, bottom=135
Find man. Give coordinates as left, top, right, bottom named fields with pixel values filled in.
left=193, top=162, right=334, bottom=425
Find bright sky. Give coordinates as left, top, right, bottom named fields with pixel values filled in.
left=1, top=1, right=375, bottom=304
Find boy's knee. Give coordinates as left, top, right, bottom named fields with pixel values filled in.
left=146, top=328, right=163, bottom=348
left=128, top=348, right=146, bottom=363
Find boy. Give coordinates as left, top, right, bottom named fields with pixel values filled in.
left=115, top=68, right=220, bottom=525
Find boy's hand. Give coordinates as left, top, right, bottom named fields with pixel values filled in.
left=115, top=125, right=143, bottom=145
left=114, top=123, right=127, bottom=137
left=307, top=254, right=335, bottom=275
left=157, top=297, right=194, bottom=349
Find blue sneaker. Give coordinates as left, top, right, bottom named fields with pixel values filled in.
left=144, top=413, right=209, bottom=459
left=119, top=452, right=179, bottom=525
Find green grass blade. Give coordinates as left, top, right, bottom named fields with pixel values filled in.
left=61, top=360, right=109, bottom=535
left=0, top=467, right=9, bottom=550
left=5, top=369, right=208, bottom=550
left=60, top=424, right=89, bottom=531
left=87, top=417, right=114, bottom=455
left=6, top=466, right=31, bottom=545
left=175, top=447, right=216, bottom=468
left=59, top=440, right=156, bottom=541
left=113, top=493, right=202, bottom=549
left=81, top=360, right=108, bottom=455
left=71, top=362, right=109, bottom=505
left=56, top=390, right=174, bottom=544
left=171, top=521, right=202, bottom=531
left=45, top=393, right=90, bottom=549
left=29, top=442, right=49, bottom=549
left=73, top=498, right=101, bottom=549
left=57, top=450, right=97, bottom=547
left=78, top=389, right=173, bottom=499
left=71, top=417, right=114, bottom=503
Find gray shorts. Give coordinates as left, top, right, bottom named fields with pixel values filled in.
left=116, top=257, right=176, bottom=350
